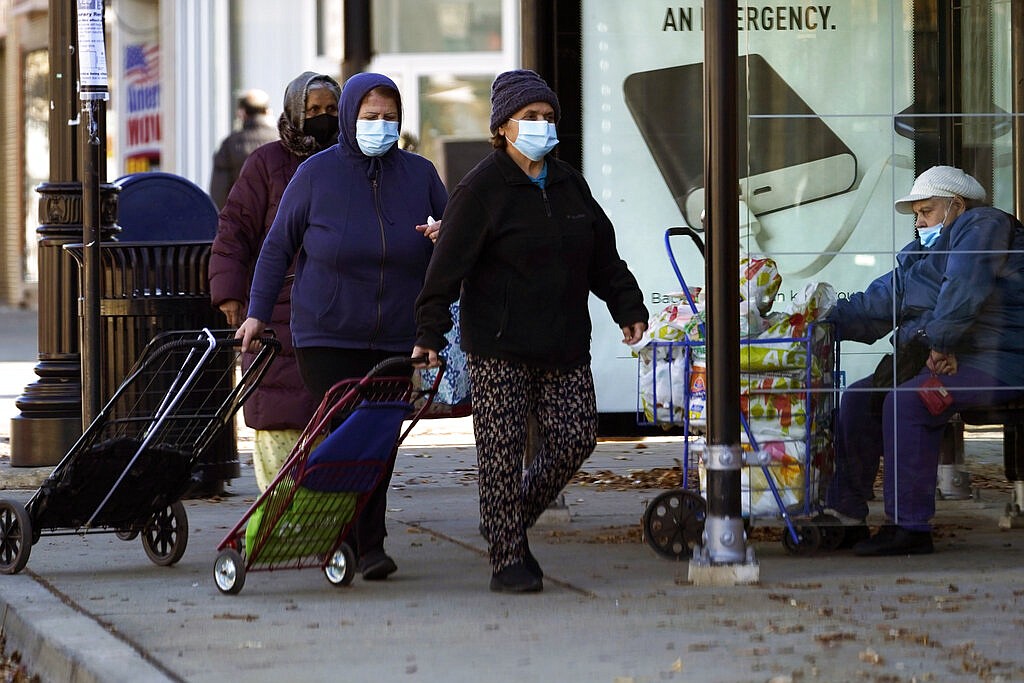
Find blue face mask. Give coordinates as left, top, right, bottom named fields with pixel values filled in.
left=355, top=119, right=399, bottom=157
left=918, top=225, right=942, bottom=247
left=918, top=199, right=953, bottom=247
left=509, top=119, right=559, bottom=161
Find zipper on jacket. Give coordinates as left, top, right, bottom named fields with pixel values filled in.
left=540, top=186, right=552, bottom=218
left=370, top=172, right=386, bottom=347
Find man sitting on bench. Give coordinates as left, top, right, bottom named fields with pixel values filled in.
left=826, top=165, right=1024, bottom=556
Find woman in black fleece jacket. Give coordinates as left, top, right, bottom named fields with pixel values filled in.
left=413, top=70, right=648, bottom=593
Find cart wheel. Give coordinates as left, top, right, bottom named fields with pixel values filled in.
left=811, top=514, right=845, bottom=551
left=214, top=548, right=246, bottom=595
left=116, top=528, right=140, bottom=542
left=324, top=543, right=356, bottom=587
left=142, top=501, right=189, bottom=566
left=642, top=490, right=707, bottom=560
left=781, top=523, right=822, bottom=555
left=0, top=500, right=32, bottom=575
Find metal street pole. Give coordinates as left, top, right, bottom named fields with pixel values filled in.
left=689, top=0, right=758, bottom=584
left=76, top=0, right=110, bottom=426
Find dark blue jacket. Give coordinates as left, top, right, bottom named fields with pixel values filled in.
left=248, top=73, right=447, bottom=351
left=833, top=206, right=1024, bottom=383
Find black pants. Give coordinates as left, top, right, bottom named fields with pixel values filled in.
left=294, top=346, right=409, bottom=558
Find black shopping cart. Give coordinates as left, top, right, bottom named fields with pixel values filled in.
left=0, top=328, right=279, bottom=574
left=213, top=356, right=444, bottom=594
left=636, top=227, right=840, bottom=558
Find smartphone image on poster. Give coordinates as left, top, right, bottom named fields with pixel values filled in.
left=623, top=54, right=857, bottom=228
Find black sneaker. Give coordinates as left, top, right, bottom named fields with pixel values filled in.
left=359, top=549, right=398, bottom=580
left=490, top=562, right=543, bottom=593
left=853, top=525, right=933, bottom=556
left=482, top=523, right=543, bottom=579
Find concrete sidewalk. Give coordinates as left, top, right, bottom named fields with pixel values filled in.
left=1, top=309, right=1023, bottom=682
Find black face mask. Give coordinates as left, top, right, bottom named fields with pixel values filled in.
left=303, top=114, right=339, bottom=149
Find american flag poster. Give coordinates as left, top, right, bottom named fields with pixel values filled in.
left=122, top=41, right=161, bottom=164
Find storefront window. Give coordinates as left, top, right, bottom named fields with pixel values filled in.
left=373, top=0, right=502, bottom=53
left=416, top=73, right=493, bottom=187
left=580, top=1, right=1020, bottom=399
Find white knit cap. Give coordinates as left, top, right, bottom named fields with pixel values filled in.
left=894, top=165, right=986, bottom=214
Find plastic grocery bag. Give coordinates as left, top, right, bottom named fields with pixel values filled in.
left=740, top=255, right=782, bottom=314
left=414, top=301, right=471, bottom=418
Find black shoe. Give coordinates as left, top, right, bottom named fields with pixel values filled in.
left=359, top=549, right=398, bottom=580
left=853, top=525, right=933, bottom=556
left=833, top=524, right=871, bottom=550
left=481, top=523, right=543, bottom=579
left=490, top=562, right=543, bottom=593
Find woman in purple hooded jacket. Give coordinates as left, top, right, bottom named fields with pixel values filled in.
left=210, top=71, right=341, bottom=493
left=236, top=72, right=448, bottom=581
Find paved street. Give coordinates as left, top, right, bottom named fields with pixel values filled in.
left=1, top=307, right=1022, bottom=682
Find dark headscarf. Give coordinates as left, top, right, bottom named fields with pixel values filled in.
left=277, top=71, right=341, bottom=158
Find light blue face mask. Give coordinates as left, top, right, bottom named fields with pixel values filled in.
left=355, top=119, right=399, bottom=157
left=509, top=119, right=559, bottom=161
left=918, top=225, right=942, bottom=247
left=918, top=199, right=953, bottom=247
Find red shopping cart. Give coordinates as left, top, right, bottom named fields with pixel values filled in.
left=213, top=356, right=444, bottom=594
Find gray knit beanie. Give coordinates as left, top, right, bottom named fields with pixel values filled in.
left=489, top=69, right=561, bottom=134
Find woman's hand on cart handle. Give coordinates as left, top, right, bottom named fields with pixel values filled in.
left=621, top=321, right=647, bottom=346
left=235, top=317, right=267, bottom=353
left=412, top=346, right=440, bottom=368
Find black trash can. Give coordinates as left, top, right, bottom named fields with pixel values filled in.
left=65, top=172, right=237, bottom=495
left=65, top=241, right=238, bottom=494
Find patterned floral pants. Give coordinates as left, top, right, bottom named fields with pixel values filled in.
left=252, top=429, right=303, bottom=492
left=468, top=355, right=598, bottom=572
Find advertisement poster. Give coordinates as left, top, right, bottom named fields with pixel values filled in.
left=122, top=41, right=161, bottom=171
left=582, top=2, right=918, bottom=412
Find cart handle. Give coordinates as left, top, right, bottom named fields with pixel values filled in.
left=664, top=228, right=707, bottom=339
left=365, top=355, right=439, bottom=379
left=666, top=226, right=706, bottom=256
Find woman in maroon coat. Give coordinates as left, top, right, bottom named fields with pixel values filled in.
left=209, top=71, right=342, bottom=490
